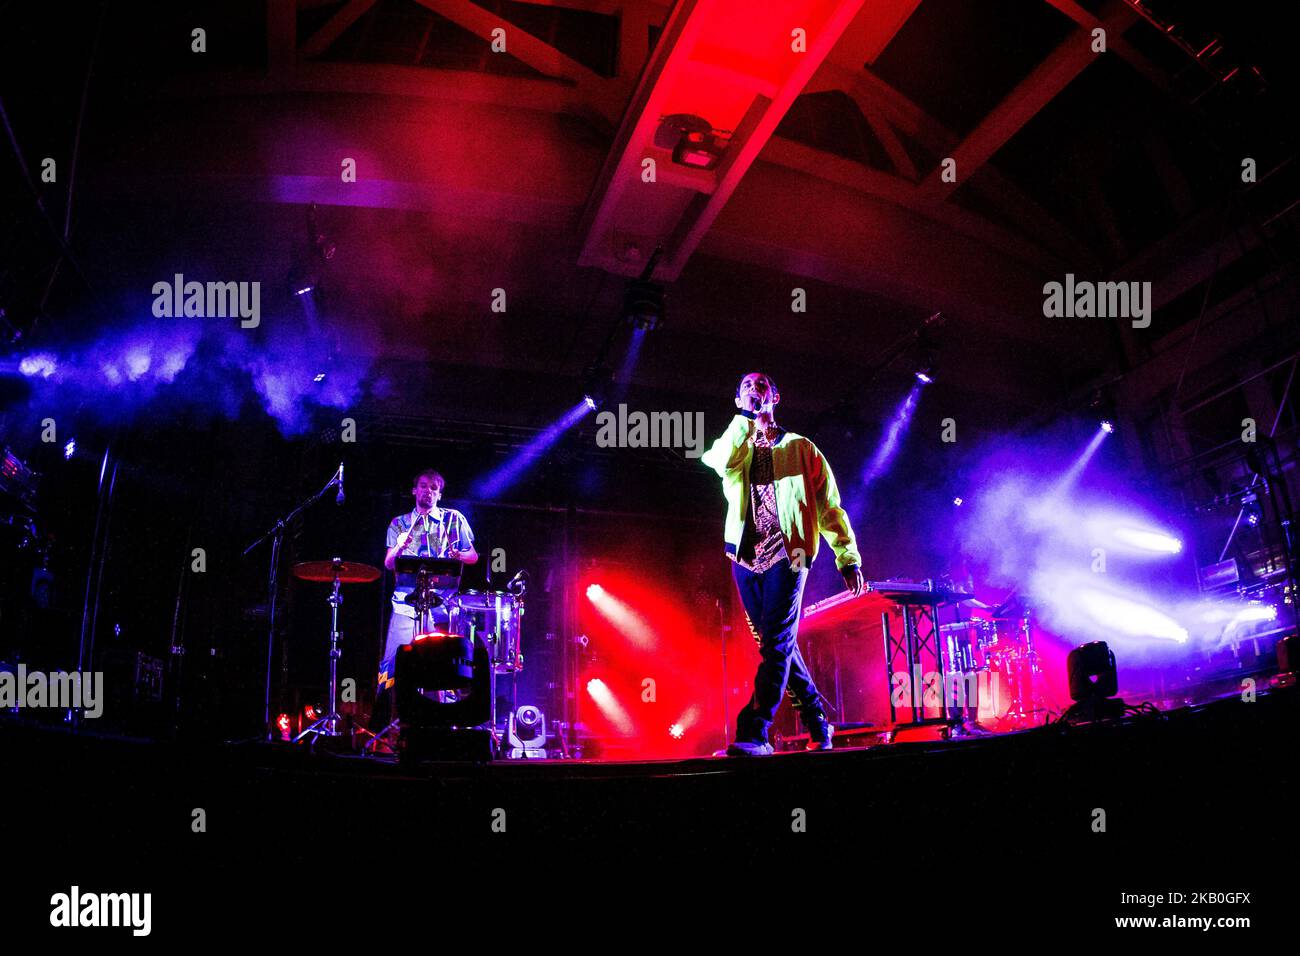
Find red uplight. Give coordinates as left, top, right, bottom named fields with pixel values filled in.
left=413, top=630, right=452, bottom=643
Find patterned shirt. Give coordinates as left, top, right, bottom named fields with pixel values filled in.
left=736, top=425, right=788, bottom=573
left=387, top=508, right=474, bottom=615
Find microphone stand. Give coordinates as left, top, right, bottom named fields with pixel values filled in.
left=242, top=465, right=343, bottom=742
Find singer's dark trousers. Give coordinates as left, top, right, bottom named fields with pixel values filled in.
left=731, top=557, right=823, bottom=743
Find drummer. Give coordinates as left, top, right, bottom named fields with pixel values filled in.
left=376, top=469, right=478, bottom=697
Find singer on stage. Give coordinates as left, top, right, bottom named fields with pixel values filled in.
left=376, top=469, right=478, bottom=697
left=701, top=373, right=863, bottom=755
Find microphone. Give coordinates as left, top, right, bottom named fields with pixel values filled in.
left=506, top=569, right=528, bottom=594
left=335, top=463, right=345, bottom=505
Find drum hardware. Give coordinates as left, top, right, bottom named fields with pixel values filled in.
left=944, top=590, right=1043, bottom=729
left=808, top=579, right=1049, bottom=738
left=394, top=554, right=465, bottom=640
left=938, top=618, right=992, bottom=675
left=873, top=580, right=978, bottom=738
left=290, top=558, right=380, bottom=743
left=242, top=463, right=346, bottom=742
left=987, top=608, right=1048, bottom=728
left=455, top=590, right=525, bottom=673
left=452, top=584, right=526, bottom=741
left=936, top=617, right=994, bottom=734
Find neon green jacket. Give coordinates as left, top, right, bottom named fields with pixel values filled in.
left=701, top=411, right=861, bottom=571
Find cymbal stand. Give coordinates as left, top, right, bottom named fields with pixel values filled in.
left=242, top=464, right=343, bottom=742
left=296, top=561, right=346, bottom=742
left=1001, top=608, right=1048, bottom=726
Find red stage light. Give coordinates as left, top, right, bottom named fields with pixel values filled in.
left=276, top=713, right=291, bottom=741
left=585, top=678, right=634, bottom=735
left=413, top=630, right=452, bottom=643
left=585, top=583, right=656, bottom=649
left=576, top=567, right=728, bottom=757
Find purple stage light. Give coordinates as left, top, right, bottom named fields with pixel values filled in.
left=1100, top=420, right=1114, bottom=434
left=1075, top=586, right=1189, bottom=643
left=19, top=353, right=57, bottom=379
left=1110, top=525, right=1183, bottom=555
left=1180, top=598, right=1281, bottom=649
left=157, top=347, right=191, bottom=382
left=63, top=439, right=76, bottom=460
left=125, top=347, right=152, bottom=382
left=1230, top=604, right=1277, bottom=625
left=1050, top=427, right=1108, bottom=497
left=474, top=399, right=593, bottom=498
left=616, top=327, right=647, bottom=388
left=862, top=382, right=922, bottom=488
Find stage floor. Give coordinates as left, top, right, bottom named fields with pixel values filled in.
left=4, top=684, right=1293, bottom=937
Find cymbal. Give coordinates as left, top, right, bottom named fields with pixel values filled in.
left=292, top=559, right=381, bottom=584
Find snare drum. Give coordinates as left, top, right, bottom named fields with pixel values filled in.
left=452, top=590, right=523, bottom=674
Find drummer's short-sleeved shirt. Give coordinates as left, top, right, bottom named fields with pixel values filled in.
left=387, top=507, right=474, bottom=616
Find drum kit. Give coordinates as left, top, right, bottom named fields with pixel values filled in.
left=938, top=593, right=1047, bottom=730
left=289, top=554, right=526, bottom=751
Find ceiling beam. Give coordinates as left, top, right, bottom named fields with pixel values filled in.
left=153, top=62, right=579, bottom=114
left=806, top=60, right=1100, bottom=268
left=652, top=0, right=869, bottom=277
left=760, top=138, right=1066, bottom=275
left=411, top=0, right=624, bottom=120
left=578, top=0, right=868, bottom=280
left=803, top=66, right=917, bottom=180
left=504, top=0, right=639, bottom=13
left=299, top=0, right=379, bottom=60
left=618, top=0, right=664, bottom=84
left=1042, top=0, right=1173, bottom=93
left=267, top=0, right=297, bottom=73
left=918, top=1, right=1140, bottom=202
left=863, top=102, right=917, bottom=181
left=824, top=0, right=923, bottom=69
left=699, top=161, right=1078, bottom=357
